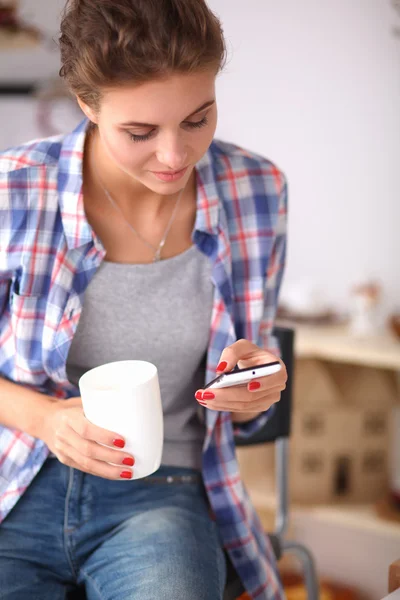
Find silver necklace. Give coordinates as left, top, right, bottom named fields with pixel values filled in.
left=101, top=183, right=184, bottom=262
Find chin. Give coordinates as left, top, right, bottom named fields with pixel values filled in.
left=152, top=182, right=186, bottom=196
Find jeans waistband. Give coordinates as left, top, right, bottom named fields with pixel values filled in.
left=46, top=457, right=203, bottom=485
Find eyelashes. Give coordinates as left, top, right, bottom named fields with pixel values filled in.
left=128, top=115, right=209, bottom=143
left=129, top=132, right=154, bottom=143
left=186, top=115, right=209, bottom=130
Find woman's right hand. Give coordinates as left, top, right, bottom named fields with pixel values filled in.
left=40, top=396, right=135, bottom=479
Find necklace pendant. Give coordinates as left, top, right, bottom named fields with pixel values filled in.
left=101, top=180, right=183, bottom=265
left=154, top=239, right=165, bottom=262
left=153, top=248, right=161, bottom=262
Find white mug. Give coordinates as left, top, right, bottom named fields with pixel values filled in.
left=79, top=360, right=163, bottom=480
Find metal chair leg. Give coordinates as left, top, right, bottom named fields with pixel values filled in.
left=282, top=540, right=320, bottom=600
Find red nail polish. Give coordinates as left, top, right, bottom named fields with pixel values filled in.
left=122, top=457, right=134, bottom=466
left=198, top=401, right=207, bottom=406
left=120, top=470, right=132, bottom=479
left=113, top=438, right=125, bottom=448
left=203, top=391, right=215, bottom=400
left=195, top=391, right=203, bottom=400
left=249, top=381, right=261, bottom=391
left=216, top=361, right=228, bottom=372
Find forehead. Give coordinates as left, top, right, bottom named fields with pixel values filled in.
left=100, top=71, right=217, bottom=122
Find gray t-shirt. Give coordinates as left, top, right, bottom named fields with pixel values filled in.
left=66, top=245, right=214, bottom=470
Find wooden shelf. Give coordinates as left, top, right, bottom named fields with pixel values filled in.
left=292, top=502, right=400, bottom=538
left=277, top=321, right=400, bottom=371
left=252, top=491, right=400, bottom=538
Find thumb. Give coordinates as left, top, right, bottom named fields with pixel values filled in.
left=216, top=339, right=273, bottom=373
left=215, top=355, right=231, bottom=373
left=215, top=343, right=248, bottom=373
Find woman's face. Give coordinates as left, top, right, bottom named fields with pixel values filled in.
left=80, top=70, right=218, bottom=195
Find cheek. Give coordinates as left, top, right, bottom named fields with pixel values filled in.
left=203, top=125, right=216, bottom=147
left=200, top=115, right=217, bottom=151
left=102, top=129, right=148, bottom=172
left=192, top=125, right=216, bottom=158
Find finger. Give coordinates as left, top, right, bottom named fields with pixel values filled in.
left=205, top=399, right=280, bottom=412
left=216, top=339, right=271, bottom=373
left=56, top=439, right=134, bottom=480
left=204, top=395, right=280, bottom=413
left=198, top=389, right=282, bottom=412
left=196, top=383, right=283, bottom=403
left=244, top=362, right=288, bottom=390
left=57, top=424, right=135, bottom=467
left=247, top=380, right=286, bottom=393
left=69, top=414, right=126, bottom=450
left=216, top=339, right=284, bottom=374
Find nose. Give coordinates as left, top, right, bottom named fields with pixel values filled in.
left=155, top=134, right=188, bottom=171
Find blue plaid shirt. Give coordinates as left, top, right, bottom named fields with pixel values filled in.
left=0, top=119, right=287, bottom=599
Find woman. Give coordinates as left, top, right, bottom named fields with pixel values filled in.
left=0, top=1, right=288, bottom=599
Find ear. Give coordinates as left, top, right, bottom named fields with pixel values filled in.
left=76, top=96, right=98, bottom=124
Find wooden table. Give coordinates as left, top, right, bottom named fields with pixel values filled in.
left=277, top=322, right=400, bottom=372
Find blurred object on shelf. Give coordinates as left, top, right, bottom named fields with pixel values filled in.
left=0, top=0, right=41, bottom=49
left=349, top=280, right=383, bottom=338
left=389, top=558, right=400, bottom=594
left=290, top=359, right=397, bottom=504
left=34, top=78, right=83, bottom=136
left=375, top=494, right=400, bottom=525
left=281, top=573, right=361, bottom=600
left=389, top=404, right=400, bottom=510
left=328, top=363, right=397, bottom=408
left=278, top=281, right=342, bottom=325
left=389, top=313, right=400, bottom=341
left=277, top=305, right=341, bottom=325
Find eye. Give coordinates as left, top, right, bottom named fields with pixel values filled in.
left=128, top=129, right=156, bottom=143
left=184, top=115, right=208, bottom=130
left=126, top=114, right=209, bottom=143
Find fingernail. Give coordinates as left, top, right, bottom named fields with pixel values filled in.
left=120, top=470, right=132, bottom=479
left=198, top=401, right=207, bottom=406
left=249, top=381, right=261, bottom=391
left=203, top=391, right=215, bottom=400
left=122, top=457, right=134, bottom=466
left=216, top=361, right=228, bottom=372
left=113, top=438, right=125, bottom=448
left=195, top=391, right=203, bottom=400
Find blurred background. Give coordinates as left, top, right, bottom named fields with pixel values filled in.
left=1, top=1, right=400, bottom=598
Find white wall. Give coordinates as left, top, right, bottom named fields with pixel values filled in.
left=209, top=0, right=400, bottom=314
left=1, top=0, right=399, bottom=313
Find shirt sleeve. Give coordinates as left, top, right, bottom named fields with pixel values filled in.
left=233, top=175, right=287, bottom=440
left=0, top=175, right=12, bottom=319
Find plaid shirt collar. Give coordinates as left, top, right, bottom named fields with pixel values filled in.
left=57, top=118, right=220, bottom=252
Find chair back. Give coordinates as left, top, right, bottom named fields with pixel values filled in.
left=235, top=326, right=294, bottom=446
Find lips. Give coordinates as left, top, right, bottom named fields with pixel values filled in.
left=153, top=167, right=186, bottom=175
left=151, top=166, right=188, bottom=182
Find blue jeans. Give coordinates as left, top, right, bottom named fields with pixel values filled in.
left=0, top=458, right=227, bottom=599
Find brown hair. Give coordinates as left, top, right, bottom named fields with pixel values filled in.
left=59, top=0, right=226, bottom=110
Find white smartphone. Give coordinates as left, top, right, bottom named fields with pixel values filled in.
left=204, top=361, right=281, bottom=390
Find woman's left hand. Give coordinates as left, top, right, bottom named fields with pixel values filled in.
left=195, top=339, right=287, bottom=415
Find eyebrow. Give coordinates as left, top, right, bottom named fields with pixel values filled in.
left=119, top=100, right=215, bottom=128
